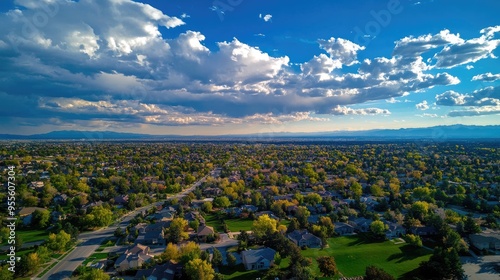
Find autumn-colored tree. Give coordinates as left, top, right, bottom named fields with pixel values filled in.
left=317, top=256, right=338, bottom=277
left=252, top=214, right=278, bottom=240
left=185, top=259, right=215, bottom=280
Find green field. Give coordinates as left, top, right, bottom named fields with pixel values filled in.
left=219, top=264, right=264, bottom=280
left=205, top=214, right=225, bottom=232
left=205, top=214, right=254, bottom=232
left=302, top=235, right=432, bottom=279
left=225, top=219, right=254, bottom=232
left=1, top=229, right=49, bottom=246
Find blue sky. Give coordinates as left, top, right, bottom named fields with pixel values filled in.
left=0, top=0, right=499, bottom=135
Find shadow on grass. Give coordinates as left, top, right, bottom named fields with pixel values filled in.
left=387, top=245, right=432, bottom=263
left=219, top=264, right=265, bottom=280
left=398, top=267, right=422, bottom=280
left=347, top=233, right=386, bottom=246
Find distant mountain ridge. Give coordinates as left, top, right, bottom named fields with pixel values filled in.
left=0, top=125, right=499, bottom=140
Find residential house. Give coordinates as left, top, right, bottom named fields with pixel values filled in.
left=134, top=260, right=182, bottom=280
left=183, top=212, right=205, bottom=224
left=349, top=217, right=373, bottom=233
left=28, top=181, right=44, bottom=191
left=241, top=205, right=258, bottom=213
left=135, top=221, right=169, bottom=245
left=18, top=207, right=48, bottom=225
left=114, top=194, right=129, bottom=205
left=241, top=247, right=276, bottom=271
left=287, top=230, right=322, bottom=248
left=53, top=194, right=68, bottom=205
left=114, top=244, right=152, bottom=272
left=196, top=225, right=215, bottom=241
left=410, top=226, right=437, bottom=236
left=469, top=232, right=500, bottom=252
left=334, top=222, right=355, bottom=236
left=385, top=222, right=405, bottom=239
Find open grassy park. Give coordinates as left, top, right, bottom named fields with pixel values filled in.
left=303, top=234, right=432, bottom=279
left=0, top=229, right=49, bottom=246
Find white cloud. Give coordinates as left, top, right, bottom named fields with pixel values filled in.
left=416, top=100, right=429, bottom=110
left=331, top=106, right=391, bottom=116
left=393, top=29, right=463, bottom=57
left=386, top=97, right=400, bottom=103
left=416, top=113, right=439, bottom=118
left=318, top=37, right=365, bottom=67
left=466, top=65, right=474, bottom=70
left=472, top=73, right=500, bottom=82
left=436, top=86, right=500, bottom=107
left=259, top=13, right=272, bottom=22
left=448, top=106, right=500, bottom=117
left=0, top=1, right=497, bottom=128
left=434, top=36, right=500, bottom=68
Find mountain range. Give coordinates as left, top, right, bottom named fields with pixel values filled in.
left=1, top=125, right=499, bottom=140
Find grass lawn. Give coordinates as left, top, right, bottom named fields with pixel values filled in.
left=219, top=264, right=264, bottom=280
left=302, top=235, right=432, bottom=279
left=0, top=247, right=35, bottom=261
left=205, top=214, right=225, bottom=232
left=0, top=229, right=49, bottom=246
left=205, top=214, right=254, bottom=232
left=225, top=219, right=253, bottom=232
left=82, top=252, right=109, bottom=266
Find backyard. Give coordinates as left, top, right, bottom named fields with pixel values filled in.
left=302, top=235, right=432, bottom=279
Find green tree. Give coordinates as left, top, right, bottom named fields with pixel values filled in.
left=370, top=220, right=388, bottom=238
left=35, top=245, right=52, bottom=263
left=419, top=247, right=463, bottom=280
left=89, top=206, right=113, bottom=227
left=19, top=252, right=41, bottom=276
left=227, top=252, right=237, bottom=267
left=160, top=243, right=180, bottom=262
left=463, top=216, right=481, bottom=234
left=47, top=230, right=71, bottom=252
left=252, top=214, right=278, bottom=240
left=411, top=201, right=429, bottom=221
left=185, top=259, right=215, bottom=280
left=0, top=265, right=14, bottom=280
left=201, top=201, right=213, bottom=213
left=403, top=234, right=422, bottom=248
left=350, top=182, right=363, bottom=199
left=168, top=218, right=189, bottom=243
left=317, top=256, right=338, bottom=277
left=213, top=196, right=231, bottom=208
left=79, top=268, right=110, bottom=280
left=212, top=247, right=223, bottom=267
left=32, top=209, right=51, bottom=228
left=365, top=265, right=395, bottom=280
left=179, top=241, right=201, bottom=263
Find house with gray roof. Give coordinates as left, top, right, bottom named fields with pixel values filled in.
left=469, top=232, right=500, bottom=252
left=287, top=229, right=322, bottom=248
left=241, top=247, right=276, bottom=271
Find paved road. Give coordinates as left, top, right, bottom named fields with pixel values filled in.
left=37, top=172, right=212, bottom=280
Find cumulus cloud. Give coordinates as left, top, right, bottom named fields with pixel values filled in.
left=393, top=28, right=500, bottom=69
left=448, top=106, right=500, bottom=117
left=393, top=29, right=463, bottom=57
left=433, top=37, right=500, bottom=68
left=318, top=37, right=365, bottom=67
left=472, top=73, right=500, bottom=82
left=0, top=1, right=498, bottom=129
left=331, top=106, right=391, bottom=116
left=259, top=13, right=272, bottom=22
left=436, top=86, right=500, bottom=107
left=416, top=100, right=429, bottom=110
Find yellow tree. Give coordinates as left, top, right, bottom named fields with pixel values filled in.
left=252, top=214, right=278, bottom=239
left=185, top=259, right=215, bottom=280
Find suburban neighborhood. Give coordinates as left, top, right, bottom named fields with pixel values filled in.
left=0, top=141, right=499, bottom=280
